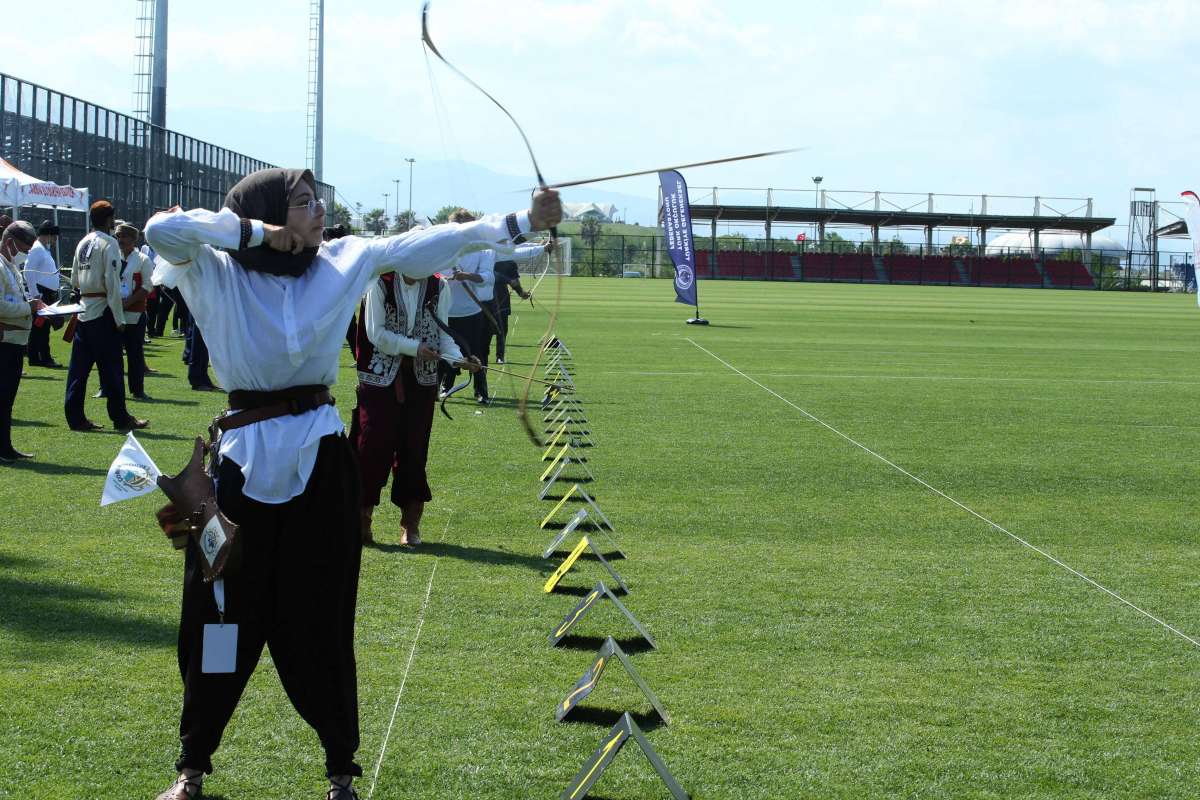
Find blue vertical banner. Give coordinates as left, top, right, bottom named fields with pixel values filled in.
left=659, top=170, right=698, bottom=307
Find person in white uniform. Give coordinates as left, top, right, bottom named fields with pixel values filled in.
left=0, top=222, right=43, bottom=460
left=441, top=209, right=549, bottom=403
left=22, top=220, right=61, bottom=367
left=144, top=167, right=561, bottom=800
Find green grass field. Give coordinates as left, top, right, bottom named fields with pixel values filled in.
left=4, top=279, right=1200, bottom=799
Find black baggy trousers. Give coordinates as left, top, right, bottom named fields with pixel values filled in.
left=175, top=433, right=364, bottom=778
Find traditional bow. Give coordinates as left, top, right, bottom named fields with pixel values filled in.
left=422, top=0, right=561, bottom=446
left=425, top=299, right=475, bottom=420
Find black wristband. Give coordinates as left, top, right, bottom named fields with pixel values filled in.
left=238, top=217, right=252, bottom=251
left=505, top=212, right=522, bottom=242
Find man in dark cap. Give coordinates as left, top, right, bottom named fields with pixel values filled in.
left=0, top=221, right=44, bottom=460
left=23, top=220, right=62, bottom=367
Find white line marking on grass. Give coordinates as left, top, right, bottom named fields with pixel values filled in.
left=605, top=370, right=1200, bottom=387
left=367, top=515, right=452, bottom=800
left=686, top=337, right=1200, bottom=651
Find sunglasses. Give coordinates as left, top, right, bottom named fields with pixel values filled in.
left=288, top=197, right=326, bottom=218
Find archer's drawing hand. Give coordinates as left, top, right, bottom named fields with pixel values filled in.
left=417, top=343, right=441, bottom=362
left=543, top=239, right=557, bottom=255
left=465, top=355, right=483, bottom=374
left=263, top=224, right=305, bottom=254
left=530, top=189, right=562, bottom=231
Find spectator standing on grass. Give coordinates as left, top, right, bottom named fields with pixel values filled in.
left=112, top=223, right=152, bottom=399
left=144, top=167, right=561, bottom=800
left=63, top=200, right=148, bottom=433
left=0, top=221, right=43, bottom=461
left=22, top=221, right=62, bottom=367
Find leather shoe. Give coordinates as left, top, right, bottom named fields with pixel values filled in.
left=0, top=449, right=33, bottom=462
left=70, top=420, right=103, bottom=432
left=132, top=392, right=151, bottom=400
left=115, top=417, right=150, bottom=432
left=93, top=390, right=106, bottom=399
left=191, top=384, right=221, bottom=392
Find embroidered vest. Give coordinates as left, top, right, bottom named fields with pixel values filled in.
left=356, top=274, right=442, bottom=389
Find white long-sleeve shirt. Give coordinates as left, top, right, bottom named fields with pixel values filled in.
left=118, top=249, right=152, bottom=324
left=364, top=274, right=462, bottom=363
left=72, top=231, right=125, bottom=324
left=447, top=243, right=545, bottom=317
left=0, top=254, right=32, bottom=346
left=146, top=206, right=530, bottom=503
left=22, top=240, right=59, bottom=293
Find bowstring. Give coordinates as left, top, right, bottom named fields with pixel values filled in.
left=422, top=1, right=562, bottom=444
left=422, top=43, right=476, bottom=215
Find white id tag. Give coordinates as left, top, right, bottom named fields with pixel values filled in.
left=201, top=624, right=238, bottom=674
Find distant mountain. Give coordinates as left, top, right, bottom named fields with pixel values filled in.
left=166, top=106, right=660, bottom=225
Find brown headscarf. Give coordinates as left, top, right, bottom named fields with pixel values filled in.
left=224, top=168, right=319, bottom=277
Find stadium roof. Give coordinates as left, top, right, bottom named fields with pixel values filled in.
left=1155, top=220, right=1188, bottom=237
left=689, top=204, right=1116, bottom=233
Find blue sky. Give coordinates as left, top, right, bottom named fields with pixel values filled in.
left=13, top=1, right=1200, bottom=246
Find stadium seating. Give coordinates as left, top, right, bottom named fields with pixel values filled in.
left=695, top=250, right=1094, bottom=289
left=965, top=257, right=1042, bottom=287
left=1043, top=260, right=1095, bottom=288
left=878, top=255, right=963, bottom=284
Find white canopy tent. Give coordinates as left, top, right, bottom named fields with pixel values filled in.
left=0, top=158, right=89, bottom=213
left=0, top=158, right=89, bottom=266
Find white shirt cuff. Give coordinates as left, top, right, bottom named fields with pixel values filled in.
left=248, top=219, right=265, bottom=248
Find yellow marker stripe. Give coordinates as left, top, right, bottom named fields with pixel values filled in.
left=570, top=731, right=625, bottom=799
left=556, top=590, right=600, bottom=637
left=541, top=426, right=565, bottom=460
left=540, top=483, right=579, bottom=528
left=561, top=657, right=606, bottom=710
left=543, top=536, right=589, bottom=593
left=539, top=443, right=571, bottom=482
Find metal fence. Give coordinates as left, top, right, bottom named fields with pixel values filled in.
left=0, top=71, right=335, bottom=265
left=566, top=232, right=1194, bottom=291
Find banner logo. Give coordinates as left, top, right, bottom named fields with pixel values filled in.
left=675, top=265, right=694, bottom=290
left=113, top=461, right=155, bottom=493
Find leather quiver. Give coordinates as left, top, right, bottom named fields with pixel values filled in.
left=155, top=437, right=241, bottom=583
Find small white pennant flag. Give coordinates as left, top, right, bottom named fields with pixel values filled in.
left=101, top=432, right=163, bottom=507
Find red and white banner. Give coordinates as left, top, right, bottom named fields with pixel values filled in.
left=0, top=158, right=88, bottom=212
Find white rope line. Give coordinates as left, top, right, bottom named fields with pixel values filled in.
left=603, top=369, right=1200, bottom=387
left=366, top=515, right=452, bottom=800
left=685, top=337, right=1200, bottom=651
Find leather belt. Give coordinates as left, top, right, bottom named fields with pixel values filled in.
left=82, top=292, right=107, bottom=298
left=217, top=385, right=335, bottom=433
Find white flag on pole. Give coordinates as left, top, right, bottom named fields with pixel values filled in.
left=101, top=432, right=162, bottom=506
left=1183, top=191, right=1200, bottom=306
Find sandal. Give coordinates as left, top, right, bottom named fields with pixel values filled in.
left=327, top=775, right=359, bottom=799
left=155, top=770, right=203, bottom=800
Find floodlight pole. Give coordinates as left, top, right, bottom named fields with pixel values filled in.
left=812, top=176, right=823, bottom=244
left=406, top=158, right=416, bottom=229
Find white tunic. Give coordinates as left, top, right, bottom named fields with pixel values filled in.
left=119, top=249, right=153, bottom=325
left=363, top=275, right=462, bottom=362
left=146, top=206, right=530, bottom=503
left=446, top=244, right=544, bottom=317
left=22, top=240, right=59, bottom=293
